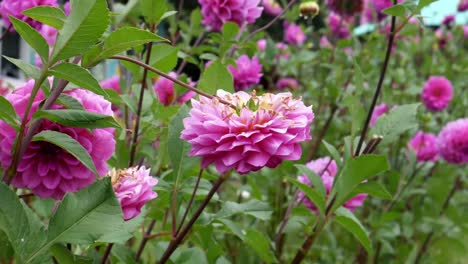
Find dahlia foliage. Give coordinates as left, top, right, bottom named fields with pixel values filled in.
left=0, top=0, right=466, bottom=263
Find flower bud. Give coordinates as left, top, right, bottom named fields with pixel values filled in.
left=299, top=1, right=320, bottom=18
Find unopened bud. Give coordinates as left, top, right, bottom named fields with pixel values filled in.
left=299, top=1, right=319, bottom=18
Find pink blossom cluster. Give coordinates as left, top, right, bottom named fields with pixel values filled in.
left=328, top=12, right=351, bottom=39
left=276, top=78, right=299, bottom=90
left=421, top=76, right=453, bottom=112
left=198, top=0, right=263, bottom=31
left=326, top=0, right=364, bottom=17
left=408, top=131, right=438, bottom=162
left=262, top=0, right=282, bottom=16
left=111, top=166, right=158, bottom=221
left=181, top=90, right=314, bottom=174
left=437, top=118, right=468, bottom=165
left=0, top=79, right=115, bottom=200
left=228, top=55, right=263, bottom=91
left=284, top=22, right=306, bottom=46
left=0, top=0, right=57, bottom=31
left=362, top=0, right=403, bottom=23
left=153, top=73, right=196, bottom=106
left=297, top=157, right=367, bottom=213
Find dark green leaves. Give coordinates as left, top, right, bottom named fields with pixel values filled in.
left=333, top=207, right=372, bottom=254
left=2, top=56, right=41, bottom=79
left=31, top=130, right=98, bottom=176
left=214, top=199, right=272, bottom=220
left=382, top=4, right=407, bottom=18
left=140, top=0, right=168, bottom=24
left=198, top=60, right=234, bottom=94
left=33, top=109, right=120, bottom=129
left=0, top=96, right=20, bottom=131
left=244, top=229, right=276, bottom=263
left=288, top=178, right=326, bottom=214
left=22, top=6, right=67, bottom=29
left=50, top=0, right=109, bottom=63
left=9, top=16, right=49, bottom=64
left=371, top=103, right=419, bottom=145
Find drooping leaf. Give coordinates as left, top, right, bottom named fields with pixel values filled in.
left=22, top=6, right=67, bottom=29
left=0, top=96, right=20, bottom=131
left=214, top=199, right=272, bottom=221
left=33, top=109, right=120, bottom=129
left=333, top=207, right=372, bottom=254
left=287, top=178, right=326, bottom=215
left=198, top=60, right=234, bottom=94
left=9, top=16, right=49, bottom=64
left=50, top=0, right=109, bottom=63
left=3, top=56, right=41, bottom=80
left=322, top=140, right=342, bottom=167
left=31, top=130, right=98, bottom=176
left=48, top=62, right=109, bottom=98
left=244, top=229, right=276, bottom=263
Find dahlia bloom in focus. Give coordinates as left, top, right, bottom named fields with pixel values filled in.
left=0, top=79, right=115, bottom=200
left=228, top=55, right=263, bottom=91
left=198, top=0, right=263, bottom=31
left=111, top=166, right=158, bottom=221
left=421, top=76, right=453, bottom=112
left=326, top=0, right=364, bottom=17
left=277, top=78, right=299, bottom=90
left=100, top=75, right=121, bottom=94
left=408, top=131, right=438, bottom=162
left=262, top=0, right=282, bottom=16
left=0, top=0, right=57, bottom=31
left=181, top=90, right=314, bottom=174
left=437, top=118, right=468, bottom=165
left=370, top=103, right=389, bottom=127
left=284, top=22, right=306, bottom=46
left=297, top=157, right=366, bottom=213
left=328, top=12, right=350, bottom=39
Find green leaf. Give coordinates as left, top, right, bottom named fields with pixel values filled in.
left=214, top=199, right=272, bottom=221
left=333, top=155, right=389, bottom=211
left=0, top=230, right=14, bottom=260
left=2, top=56, right=41, bottom=79
left=0, top=96, right=20, bottom=131
left=167, top=105, right=198, bottom=184
left=50, top=0, right=109, bottom=63
left=287, top=178, right=326, bottom=215
left=9, top=16, right=49, bottom=64
left=27, top=179, right=124, bottom=262
left=349, top=181, right=392, bottom=200
left=333, top=207, right=372, bottom=254
left=48, top=62, right=109, bottom=98
left=344, top=95, right=366, bottom=138
left=417, top=0, right=438, bottom=10
left=31, top=130, right=98, bottom=176
left=49, top=244, right=92, bottom=264
left=173, top=247, right=208, bottom=264
left=140, top=0, right=167, bottom=24
left=149, top=44, right=179, bottom=75
left=33, top=109, right=119, bottom=129
left=22, top=6, right=67, bottom=29
left=370, top=103, right=419, bottom=146
left=322, top=140, right=342, bottom=167
left=198, top=60, right=234, bottom=94
left=56, top=94, right=85, bottom=110
left=244, top=229, right=276, bottom=263
left=294, top=164, right=326, bottom=196
left=82, top=27, right=168, bottom=67
left=382, top=4, right=407, bottom=18
left=222, top=22, right=239, bottom=41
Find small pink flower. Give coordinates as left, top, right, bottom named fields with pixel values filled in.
left=297, top=157, right=366, bottom=213
left=437, top=118, right=468, bottom=165
left=0, top=79, right=115, bottom=200
left=111, top=166, right=158, bottom=221
left=458, top=0, right=468, bottom=12
left=441, top=14, right=455, bottom=26
left=0, top=0, right=57, bottom=31
left=421, top=76, right=453, bottom=112
left=284, top=22, right=306, bottom=46
left=362, top=0, right=403, bottom=23
left=181, top=90, right=314, bottom=174
left=153, top=72, right=177, bottom=106
left=100, top=76, right=121, bottom=94
left=198, top=0, right=263, bottom=31
left=328, top=12, right=350, bottom=39
left=276, top=78, right=298, bottom=90
left=228, top=55, right=263, bottom=91
left=257, top=39, right=267, bottom=51
left=262, top=0, right=282, bottom=16
left=0, top=80, right=10, bottom=96
left=408, top=131, right=438, bottom=162
left=370, top=103, right=389, bottom=127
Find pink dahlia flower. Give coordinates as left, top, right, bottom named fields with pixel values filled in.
left=459, top=0, right=468, bottom=12
left=284, top=22, right=306, bottom=46
left=437, top=118, right=468, bottom=164
left=370, top=103, right=389, bottom=127
left=421, top=76, right=453, bottom=112
left=262, top=0, right=282, bottom=16
left=100, top=76, right=121, bottom=94
left=153, top=72, right=177, bottom=106
left=0, top=0, right=57, bottom=31
left=0, top=79, right=115, bottom=200
left=111, top=166, right=158, bottom=221
left=408, top=131, right=438, bottom=162
left=297, top=157, right=366, bottom=213
left=277, top=78, right=299, bottom=90
left=198, top=0, right=263, bottom=31
left=228, top=55, right=263, bottom=91
left=181, top=90, right=314, bottom=174
left=328, top=12, right=350, bottom=39
left=257, top=38, right=267, bottom=51
left=326, top=0, right=364, bottom=17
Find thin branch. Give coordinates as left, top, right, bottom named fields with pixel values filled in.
left=135, top=220, right=157, bottom=261
left=100, top=243, right=114, bottom=264
left=176, top=169, right=204, bottom=235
